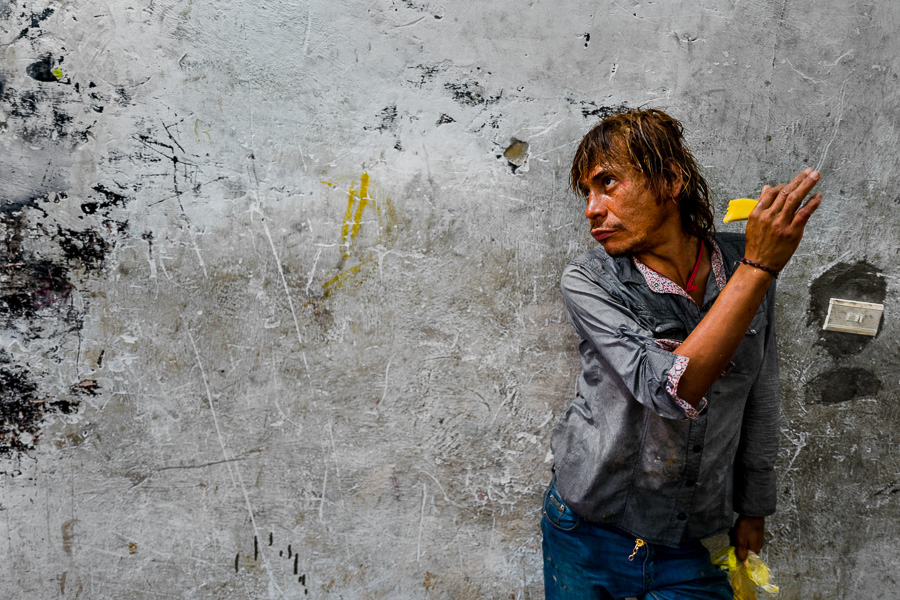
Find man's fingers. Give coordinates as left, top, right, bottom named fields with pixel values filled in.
left=756, top=184, right=785, bottom=209
left=781, top=170, right=821, bottom=216
left=735, top=542, right=748, bottom=562
left=792, top=193, right=823, bottom=228
left=771, top=168, right=818, bottom=214
left=757, top=168, right=817, bottom=213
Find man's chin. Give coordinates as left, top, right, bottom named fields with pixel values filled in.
left=599, top=241, right=632, bottom=258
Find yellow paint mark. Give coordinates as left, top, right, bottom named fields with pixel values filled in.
left=339, top=173, right=375, bottom=259
left=194, top=118, right=212, bottom=144
left=322, top=259, right=371, bottom=293
left=423, top=571, right=437, bottom=591
left=51, top=68, right=64, bottom=80
left=350, top=173, right=370, bottom=242
left=340, top=184, right=357, bottom=258
left=312, top=173, right=397, bottom=299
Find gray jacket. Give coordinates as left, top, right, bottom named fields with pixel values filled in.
left=551, top=232, right=780, bottom=547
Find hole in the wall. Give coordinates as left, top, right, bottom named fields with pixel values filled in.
left=503, top=138, right=529, bottom=174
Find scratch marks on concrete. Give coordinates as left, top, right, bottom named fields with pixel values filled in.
left=417, top=482, right=427, bottom=561
left=187, top=329, right=284, bottom=598
left=254, top=204, right=305, bottom=348
left=815, top=79, right=848, bottom=172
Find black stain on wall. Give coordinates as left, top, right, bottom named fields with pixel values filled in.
left=567, top=99, right=629, bottom=120
left=26, top=54, right=60, bottom=83
left=407, top=63, right=445, bottom=88
left=0, top=349, right=78, bottom=459
left=56, top=226, right=109, bottom=268
left=237, top=532, right=308, bottom=592
left=807, top=261, right=886, bottom=358
left=81, top=185, right=129, bottom=215
left=2, top=87, right=84, bottom=143
left=365, top=105, right=398, bottom=133
left=0, top=188, right=130, bottom=467
left=805, top=367, right=882, bottom=405
left=11, top=7, right=54, bottom=41
left=1, top=205, right=72, bottom=320
left=444, top=80, right=501, bottom=107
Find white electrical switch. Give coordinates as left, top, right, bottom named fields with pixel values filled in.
left=822, top=298, right=884, bottom=336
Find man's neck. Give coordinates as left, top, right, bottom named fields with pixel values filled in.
left=633, top=228, right=710, bottom=301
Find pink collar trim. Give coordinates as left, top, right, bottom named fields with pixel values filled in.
left=632, top=240, right=727, bottom=300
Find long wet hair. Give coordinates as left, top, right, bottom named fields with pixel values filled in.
left=570, top=108, right=714, bottom=239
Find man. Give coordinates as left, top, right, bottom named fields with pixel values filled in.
left=542, top=108, right=821, bottom=599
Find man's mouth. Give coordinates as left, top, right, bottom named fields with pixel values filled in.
left=591, top=228, right=617, bottom=242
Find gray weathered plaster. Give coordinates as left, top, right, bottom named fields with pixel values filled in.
left=1, top=1, right=898, bottom=598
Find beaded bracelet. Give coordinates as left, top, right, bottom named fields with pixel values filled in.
left=739, top=257, right=779, bottom=278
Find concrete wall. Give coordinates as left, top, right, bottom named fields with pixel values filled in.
left=1, top=0, right=897, bottom=598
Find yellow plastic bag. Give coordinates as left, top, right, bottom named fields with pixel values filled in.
left=711, top=546, right=779, bottom=600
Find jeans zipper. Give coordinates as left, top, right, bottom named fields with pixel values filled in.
left=628, top=538, right=645, bottom=561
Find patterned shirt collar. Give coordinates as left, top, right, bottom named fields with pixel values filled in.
left=631, top=240, right=727, bottom=299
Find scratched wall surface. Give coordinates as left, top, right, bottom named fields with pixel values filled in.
left=1, top=0, right=898, bottom=598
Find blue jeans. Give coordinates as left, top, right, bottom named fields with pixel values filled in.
left=541, top=482, right=733, bottom=600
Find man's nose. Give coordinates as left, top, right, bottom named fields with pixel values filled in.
left=585, top=191, right=607, bottom=220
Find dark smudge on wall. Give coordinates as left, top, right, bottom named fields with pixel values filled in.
left=0, top=349, right=78, bottom=462
left=0, top=187, right=131, bottom=468
left=805, top=367, right=882, bottom=405
left=807, top=260, right=886, bottom=358
left=26, top=54, right=61, bottom=83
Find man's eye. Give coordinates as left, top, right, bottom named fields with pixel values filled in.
left=603, top=177, right=615, bottom=187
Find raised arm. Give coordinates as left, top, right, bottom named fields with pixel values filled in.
left=673, top=168, right=822, bottom=405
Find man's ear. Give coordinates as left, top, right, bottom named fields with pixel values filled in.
left=665, top=160, right=684, bottom=201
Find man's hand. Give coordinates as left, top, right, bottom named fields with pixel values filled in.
left=744, top=168, right=823, bottom=274
left=731, top=515, right=765, bottom=562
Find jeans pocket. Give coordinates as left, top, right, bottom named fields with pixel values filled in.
left=543, top=485, right=581, bottom=532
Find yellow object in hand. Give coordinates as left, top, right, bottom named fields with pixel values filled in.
left=711, top=546, right=779, bottom=599
left=723, top=198, right=759, bottom=223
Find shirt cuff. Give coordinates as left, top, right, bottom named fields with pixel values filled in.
left=658, top=343, right=707, bottom=421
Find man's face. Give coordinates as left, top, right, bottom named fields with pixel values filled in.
left=582, top=163, right=678, bottom=257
